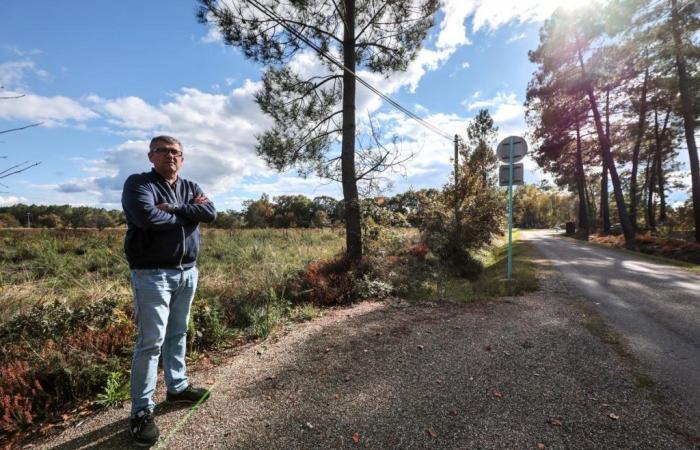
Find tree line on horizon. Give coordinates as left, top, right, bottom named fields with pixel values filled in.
left=526, top=0, right=700, bottom=242
left=0, top=185, right=580, bottom=231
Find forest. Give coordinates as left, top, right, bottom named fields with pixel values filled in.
left=525, top=0, right=700, bottom=242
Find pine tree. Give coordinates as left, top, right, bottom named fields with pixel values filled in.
left=197, top=0, right=439, bottom=261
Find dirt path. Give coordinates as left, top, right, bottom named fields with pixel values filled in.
left=37, top=270, right=697, bottom=449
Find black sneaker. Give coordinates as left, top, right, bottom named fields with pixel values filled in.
left=129, top=408, right=159, bottom=448
left=166, top=385, right=211, bottom=404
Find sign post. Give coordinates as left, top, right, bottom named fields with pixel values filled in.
left=497, top=136, right=527, bottom=280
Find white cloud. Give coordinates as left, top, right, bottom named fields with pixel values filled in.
left=371, top=110, right=468, bottom=180
left=201, top=24, right=223, bottom=44
left=0, top=60, right=97, bottom=126
left=0, top=195, right=29, bottom=207
left=471, top=0, right=567, bottom=32
left=507, top=32, right=527, bottom=43
left=3, top=45, right=43, bottom=57
left=0, top=90, right=98, bottom=124
left=98, top=97, right=171, bottom=130
left=68, top=81, right=275, bottom=207
left=464, top=91, right=524, bottom=124
left=449, top=60, right=471, bottom=78
left=436, top=1, right=476, bottom=49
left=0, top=60, right=49, bottom=90
left=242, top=175, right=342, bottom=199
left=414, top=104, right=429, bottom=114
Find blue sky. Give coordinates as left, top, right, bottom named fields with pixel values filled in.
left=0, top=0, right=689, bottom=211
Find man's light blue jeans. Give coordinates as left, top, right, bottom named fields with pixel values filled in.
left=130, top=267, right=198, bottom=416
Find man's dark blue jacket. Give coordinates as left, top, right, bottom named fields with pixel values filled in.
left=122, top=169, right=217, bottom=270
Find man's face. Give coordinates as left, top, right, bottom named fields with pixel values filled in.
left=148, top=141, right=184, bottom=179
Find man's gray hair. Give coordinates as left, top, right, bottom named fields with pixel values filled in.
left=149, top=135, right=183, bottom=152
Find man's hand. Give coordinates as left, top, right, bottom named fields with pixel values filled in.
left=155, top=203, right=174, bottom=212
left=193, top=195, right=209, bottom=204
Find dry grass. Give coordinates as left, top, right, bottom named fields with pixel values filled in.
left=588, top=232, right=700, bottom=266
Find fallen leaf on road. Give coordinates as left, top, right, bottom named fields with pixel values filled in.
left=305, top=422, right=314, bottom=429
left=537, top=443, right=546, bottom=449
left=436, top=379, right=443, bottom=384
left=448, top=409, right=458, bottom=416
left=417, top=345, right=424, bottom=350
left=485, top=345, right=492, bottom=352
left=344, top=375, right=352, bottom=382
left=324, top=347, right=331, bottom=353
left=493, top=390, right=503, bottom=398
left=609, top=413, right=619, bottom=420
left=352, top=432, right=361, bottom=443
left=549, top=418, right=562, bottom=427
left=425, top=428, right=438, bottom=438
left=334, top=393, right=340, bottom=400
left=206, top=379, right=215, bottom=384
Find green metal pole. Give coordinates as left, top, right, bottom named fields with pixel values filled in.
left=507, top=136, right=514, bottom=280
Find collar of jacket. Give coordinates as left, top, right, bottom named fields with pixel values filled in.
left=150, top=168, right=180, bottom=187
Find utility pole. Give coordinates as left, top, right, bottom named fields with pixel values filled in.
left=454, top=134, right=459, bottom=182
left=454, top=134, right=461, bottom=228
left=26, top=212, right=31, bottom=228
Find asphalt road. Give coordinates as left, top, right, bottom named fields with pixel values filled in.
left=523, top=229, right=700, bottom=418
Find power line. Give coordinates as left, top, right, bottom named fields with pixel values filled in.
left=244, top=0, right=455, bottom=142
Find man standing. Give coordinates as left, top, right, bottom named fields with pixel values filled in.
left=122, top=136, right=217, bottom=447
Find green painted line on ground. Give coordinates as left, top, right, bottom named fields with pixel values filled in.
left=156, top=382, right=219, bottom=449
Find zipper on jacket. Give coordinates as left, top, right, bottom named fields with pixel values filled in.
left=165, top=179, right=186, bottom=270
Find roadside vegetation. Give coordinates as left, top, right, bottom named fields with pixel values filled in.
left=0, top=218, right=537, bottom=443
left=587, top=232, right=700, bottom=267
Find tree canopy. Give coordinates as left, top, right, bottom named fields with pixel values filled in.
left=198, top=0, right=439, bottom=260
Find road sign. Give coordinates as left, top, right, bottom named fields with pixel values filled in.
left=499, top=163, right=524, bottom=186
left=496, top=136, right=528, bottom=163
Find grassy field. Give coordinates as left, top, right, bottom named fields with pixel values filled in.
left=0, top=227, right=345, bottom=321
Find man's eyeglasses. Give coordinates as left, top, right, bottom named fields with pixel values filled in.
left=152, top=147, right=183, bottom=157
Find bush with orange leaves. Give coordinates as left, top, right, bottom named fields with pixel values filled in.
left=287, top=255, right=391, bottom=306
left=407, top=242, right=429, bottom=261
left=0, top=302, right=134, bottom=441
left=589, top=232, right=700, bottom=264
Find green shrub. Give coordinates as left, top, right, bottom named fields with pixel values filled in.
left=189, top=301, right=228, bottom=350
left=95, top=371, right=130, bottom=408
left=289, top=303, right=320, bottom=321
left=353, top=275, right=393, bottom=300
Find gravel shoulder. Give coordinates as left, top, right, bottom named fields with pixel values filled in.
left=36, top=268, right=698, bottom=449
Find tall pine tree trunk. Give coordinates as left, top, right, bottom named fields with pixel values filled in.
left=575, top=120, right=589, bottom=236
left=587, top=182, right=597, bottom=225
left=645, top=149, right=656, bottom=230
left=600, top=89, right=611, bottom=233
left=671, top=0, right=700, bottom=242
left=341, top=0, right=362, bottom=261
left=657, top=150, right=667, bottom=223
left=629, top=67, right=649, bottom=230
left=577, top=46, right=635, bottom=242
